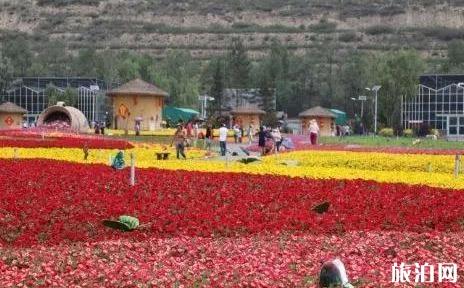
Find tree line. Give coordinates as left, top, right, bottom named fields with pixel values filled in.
left=1, top=35, right=464, bottom=131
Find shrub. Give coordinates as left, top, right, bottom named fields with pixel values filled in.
left=365, top=25, right=394, bottom=35
left=37, top=0, right=101, bottom=6
left=339, top=31, right=358, bottom=42
left=379, top=128, right=394, bottom=137
left=430, top=129, right=440, bottom=137
left=309, top=19, right=337, bottom=34
left=403, top=129, right=414, bottom=137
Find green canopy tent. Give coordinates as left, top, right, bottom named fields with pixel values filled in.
left=329, top=109, right=347, bottom=125
left=163, top=106, right=200, bottom=126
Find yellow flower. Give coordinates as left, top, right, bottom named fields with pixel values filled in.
left=1, top=148, right=464, bottom=189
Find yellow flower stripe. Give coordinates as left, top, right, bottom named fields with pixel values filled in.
left=273, top=150, right=456, bottom=173
left=1, top=148, right=463, bottom=189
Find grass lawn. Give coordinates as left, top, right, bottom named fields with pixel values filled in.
left=320, top=135, right=464, bottom=149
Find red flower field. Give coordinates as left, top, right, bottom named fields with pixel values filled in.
left=1, top=159, right=464, bottom=247
left=1, top=159, right=464, bottom=286
left=0, top=129, right=133, bottom=149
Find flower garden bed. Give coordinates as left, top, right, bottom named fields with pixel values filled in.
left=2, top=159, right=464, bottom=247
left=1, top=159, right=464, bottom=286
left=0, top=129, right=133, bottom=150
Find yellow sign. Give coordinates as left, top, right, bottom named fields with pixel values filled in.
left=118, top=104, right=130, bottom=119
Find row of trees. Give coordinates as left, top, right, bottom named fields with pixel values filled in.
left=1, top=35, right=462, bottom=131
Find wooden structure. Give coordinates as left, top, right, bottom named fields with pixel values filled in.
left=298, top=106, right=336, bottom=136
left=230, top=105, right=266, bottom=129
left=0, top=102, right=27, bottom=129
left=107, top=79, right=168, bottom=131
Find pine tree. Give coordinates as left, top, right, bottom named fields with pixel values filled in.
left=209, top=58, right=224, bottom=114
left=228, top=38, right=250, bottom=89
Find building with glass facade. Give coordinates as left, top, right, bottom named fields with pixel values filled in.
left=402, top=74, right=464, bottom=138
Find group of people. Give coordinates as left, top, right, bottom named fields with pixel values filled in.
left=93, top=121, right=106, bottom=135
left=257, top=126, right=283, bottom=156
left=232, top=123, right=256, bottom=145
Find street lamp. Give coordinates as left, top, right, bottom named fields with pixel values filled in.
left=366, top=85, right=381, bottom=135
left=198, top=95, right=215, bottom=119
left=351, top=96, right=367, bottom=118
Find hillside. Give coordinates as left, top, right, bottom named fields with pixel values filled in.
left=1, top=0, right=464, bottom=59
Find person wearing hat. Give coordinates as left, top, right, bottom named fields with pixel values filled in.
left=171, top=124, right=187, bottom=159
left=309, top=119, right=320, bottom=145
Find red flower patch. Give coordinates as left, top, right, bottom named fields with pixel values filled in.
left=1, top=159, right=464, bottom=247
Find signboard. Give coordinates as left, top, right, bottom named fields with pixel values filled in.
left=4, top=116, right=13, bottom=126
left=358, top=96, right=367, bottom=101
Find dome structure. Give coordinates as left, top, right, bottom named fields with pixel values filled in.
left=37, top=104, right=89, bottom=133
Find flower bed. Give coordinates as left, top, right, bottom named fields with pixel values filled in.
left=0, top=129, right=133, bottom=149
left=2, top=148, right=464, bottom=189
left=2, top=159, right=464, bottom=248
left=1, top=231, right=463, bottom=287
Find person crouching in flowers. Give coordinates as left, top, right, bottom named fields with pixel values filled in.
left=111, top=150, right=125, bottom=170
left=309, top=119, right=320, bottom=145
left=319, top=259, right=354, bottom=288
left=171, top=124, right=187, bottom=159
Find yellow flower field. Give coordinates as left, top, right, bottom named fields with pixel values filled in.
left=1, top=147, right=463, bottom=189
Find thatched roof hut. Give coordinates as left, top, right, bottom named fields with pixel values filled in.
left=0, top=102, right=27, bottom=129
left=298, top=106, right=336, bottom=118
left=107, top=78, right=168, bottom=97
left=0, top=102, right=27, bottom=114
left=107, top=78, right=168, bottom=131
left=299, top=106, right=336, bottom=136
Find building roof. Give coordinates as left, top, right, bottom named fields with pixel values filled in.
left=230, top=105, right=266, bottom=115
left=298, top=106, right=336, bottom=118
left=0, top=102, right=27, bottom=114
left=107, top=78, right=168, bottom=97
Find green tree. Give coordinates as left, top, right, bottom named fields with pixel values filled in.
left=46, top=85, right=77, bottom=107
left=72, top=48, right=98, bottom=77
left=373, top=50, right=425, bottom=131
left=228, top=38, right=250, bottom=89
left=0, top=51, right=13, bottom=95
left=2, top=36, right=32, bottom=75
left=446, top=40, right=464, bottom=71
left=209, top=58, right=225, bottom=114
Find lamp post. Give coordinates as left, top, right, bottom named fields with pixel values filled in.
left=198, top=95, right=215, bottom=119
left=351, top=96, right=366, bottom=118
left=366, top=85, right=381, bottom=135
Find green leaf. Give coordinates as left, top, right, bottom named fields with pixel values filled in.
left=102, top=220, right=132, bottom=232
left=118, top=215, right=139, bottom=230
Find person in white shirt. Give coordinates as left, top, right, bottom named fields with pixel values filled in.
left=271, top=128, right=282, bottom=152
left=309, top=119, right=320, bottom=145
left=219, top=123, right=228, bottom=156
left=193, top=122, right=199, bottom=146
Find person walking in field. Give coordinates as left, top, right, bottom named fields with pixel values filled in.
left=258, top=126, right=266, bottom=156
left=171, top=125, right=187, bottom=159
left=204, top=124, right=213, bottom=152
left=309, top=119, right=320, bottom=145
left=219, top=123, right=228, bottom=156
left=247, top=123, right=254, bottom=145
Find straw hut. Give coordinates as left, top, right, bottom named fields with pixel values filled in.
left=0, top=102, right=27, bottom=129
left=230, top=105, right=266, bottom=129
left=107, top=78, right=168, bottom=131
left=298, top=106, right=336, bottom=136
